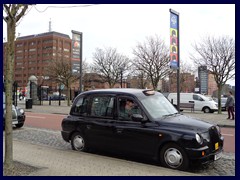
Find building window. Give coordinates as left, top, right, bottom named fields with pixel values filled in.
left=16, top=56, right=23, bottom=60
left=29, top=61, right=36, bottom=64
left=64, top=48, right=70, bottom=52
left=29, top=48, right=36, bottom=52
left=16, top=50, right=23, bottom=53
left=29, top=41, right=36, bottom=46
left=43, top=46, right=52, bottom=50
left=43, top=39, right=53, bottom=44
left=42, top=59, right=51, bottom=63
left=43, top=53, right=51, bottom=57
left=64, top=42, right=71, bottom=47
left=16, top=43, right=23, bottom=47
left=28, top=55, right=36, bottom=58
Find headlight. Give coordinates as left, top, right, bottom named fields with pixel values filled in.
left=196, top=133, right=203, bottom=144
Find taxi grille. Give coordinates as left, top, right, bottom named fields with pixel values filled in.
left=209, top=126, right=221, bottom=151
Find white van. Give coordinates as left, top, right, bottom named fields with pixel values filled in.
left=167, top=93, right=218, bottom=113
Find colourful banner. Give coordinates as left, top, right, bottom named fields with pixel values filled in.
left=71, top=31, right=82, bottom=74
left=72, top=33, right=81, bottom=61
left=170, top=12, right=179, bottom=69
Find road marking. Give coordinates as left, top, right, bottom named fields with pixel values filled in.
left=26, top=112, right=67, bottom=117
left=27, top=115, right=46, bottom=119
left=222, top=133, right=234, bottom=137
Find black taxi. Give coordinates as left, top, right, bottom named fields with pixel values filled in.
left=61, top=89, right=224, bottom=170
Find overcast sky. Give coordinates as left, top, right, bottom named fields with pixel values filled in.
left=3, top=4, right=235, bottom=85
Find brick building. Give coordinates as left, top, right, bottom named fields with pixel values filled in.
left=3, top=31, right=74, bottom=89
left=169, top=72, right=195, bottom=93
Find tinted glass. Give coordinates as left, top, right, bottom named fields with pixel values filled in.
left=90, top=96, right=114, bottom=117
left=118, top=97, right=143, bottom=121
left=71, top=96, right=89, bottom=116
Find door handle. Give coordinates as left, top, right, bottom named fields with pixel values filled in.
left=86, top=125, right=92, bottom=129
left=116, top=128, right=123, bottom=133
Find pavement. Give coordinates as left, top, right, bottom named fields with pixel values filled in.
left=4, top=99, right=234, bottom=176
left=3, top=140, right=199, bottom=176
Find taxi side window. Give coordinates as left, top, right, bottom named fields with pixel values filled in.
left=90, top=96, right=114, bottom=118
left=118, top=98, right=143, bottom=121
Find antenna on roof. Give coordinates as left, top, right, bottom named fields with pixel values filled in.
left=49, top=18, right=52, bottom=32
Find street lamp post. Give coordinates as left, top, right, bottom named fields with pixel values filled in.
left=21, top=66, right=24, bottom=88
left=119, top=67, right=124, bottom=88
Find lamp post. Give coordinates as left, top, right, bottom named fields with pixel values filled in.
left=119, top=67, right=124, bottom=88
left=21, top=66, right=24, bottom=88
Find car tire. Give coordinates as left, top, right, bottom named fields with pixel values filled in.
left=71, top=132, right=88, bottom=152
left=203, top=107, right=211, bottom=113
left=160, top=143, right=189, bottom=171
left=15, top=123, right=24, bottom=128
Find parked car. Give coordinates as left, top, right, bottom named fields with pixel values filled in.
left=61, top=89, right=224, bottom=171
left=49, top=94, right=66, bottom=100
left=214, top=97, right=227, bottom=111
left=3, top=92, right=25, bottom=128
left=166, top=93, right=218, bottom=113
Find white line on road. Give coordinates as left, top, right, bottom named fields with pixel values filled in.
left=27, top=116, right=46, bottom=119
left=222, top=133, right=234, bottom=137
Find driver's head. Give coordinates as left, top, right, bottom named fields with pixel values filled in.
left=126, top=99, right=134, bottom=108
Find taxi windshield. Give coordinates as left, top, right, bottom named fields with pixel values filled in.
left=140, top=93, right=178, bottom=119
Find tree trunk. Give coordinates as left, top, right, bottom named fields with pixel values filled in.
left=217, top=85, right=222, bottom=114
left=67, top=82, right=71, bottom=106
left=4, top=19, right=16, bottom=170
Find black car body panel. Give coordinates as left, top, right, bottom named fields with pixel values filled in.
left=61, top=89, right=224, bottom=170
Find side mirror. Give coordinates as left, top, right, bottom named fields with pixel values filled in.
left=132, top=114, right=147, bottom=123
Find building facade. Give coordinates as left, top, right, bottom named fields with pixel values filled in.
left=169, top=72, right=195, bottom=93
left=3, top=31, right=74, bottom=89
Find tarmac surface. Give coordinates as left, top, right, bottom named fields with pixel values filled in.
left=3, top=99, right=235, bottom=176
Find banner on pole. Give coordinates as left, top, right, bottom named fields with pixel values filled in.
left=170, top=11, right=179, bottom=69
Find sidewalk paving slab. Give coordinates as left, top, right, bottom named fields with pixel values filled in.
left=4, top=140, right=199, bottom=176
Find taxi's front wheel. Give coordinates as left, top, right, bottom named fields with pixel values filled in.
left=160, top=143, right=189, bottom=170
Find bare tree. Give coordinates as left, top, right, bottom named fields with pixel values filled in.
left=191, top=36, right=235, bottom=113
left=92, top=47, right=131, bottom=88
left=132, top=35, right=171, bottom=90
left=45, top=54, right=79, bottom=106
left=3, top=4, right=29, bottom=173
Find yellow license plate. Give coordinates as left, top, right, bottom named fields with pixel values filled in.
left=215, top=142, right=219, bottom=150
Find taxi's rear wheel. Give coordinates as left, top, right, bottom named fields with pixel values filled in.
left=71, top=132, right=88, bottom=152
left=160, top=143, right=189, bottom=170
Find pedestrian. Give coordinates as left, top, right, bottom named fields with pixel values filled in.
left=225, top=91, right=235, bottom=120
